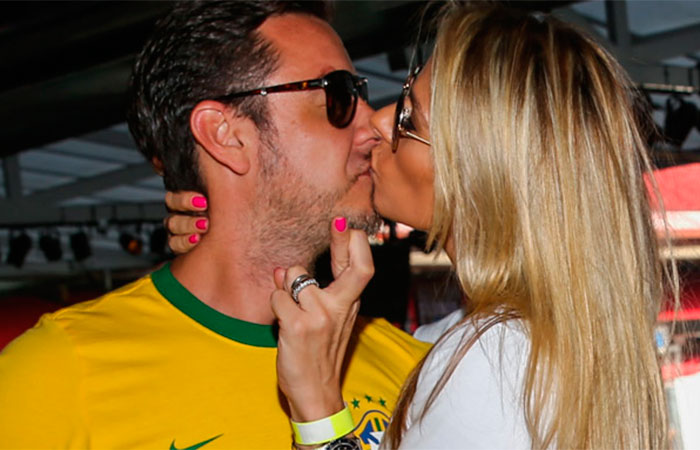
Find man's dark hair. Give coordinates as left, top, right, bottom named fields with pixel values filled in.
left=126, top=1, right=330, bottom=193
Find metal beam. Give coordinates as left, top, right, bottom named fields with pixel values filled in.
left=0, top=201, right=166, bottom=227
left=0, top=249, right=156, bottom=280
left=627, top=63, right=700, bottom=91
left=0, top=56, right=134, bottom=159
left=80, top=127, right=137, bottom=151
left=631, top=24, right=700, bottom=63
left=0, top=162, right=155, bottom=208
left=605, top=0, right=632, bottom=50
left=605, top=0, right=631, bottom=48
left=2, top=155, right=23, bottom=199
left=0, top=2, right=168, bottom=93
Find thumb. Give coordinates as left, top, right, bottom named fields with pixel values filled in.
left=329, top=216, right=350, bottom=279
left=326, top=230, right=374, bottom=302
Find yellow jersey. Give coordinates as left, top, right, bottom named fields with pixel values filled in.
left=0, top=263, right=429, bottom=450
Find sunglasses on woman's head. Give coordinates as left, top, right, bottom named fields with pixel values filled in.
left=392, top=64, right=431, bottom=153
left=215, top=70, right=368, bottom=129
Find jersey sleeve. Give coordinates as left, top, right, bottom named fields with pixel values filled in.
left=0, top=315, right=89, bottom=449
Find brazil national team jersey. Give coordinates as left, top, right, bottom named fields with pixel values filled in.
left=0, top=263, right=429, bottom=449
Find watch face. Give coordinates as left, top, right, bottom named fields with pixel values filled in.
left=326, top=437, right=362, bottom=450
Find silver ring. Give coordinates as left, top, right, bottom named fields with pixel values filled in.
left=290, top=274, right=319, bottom=304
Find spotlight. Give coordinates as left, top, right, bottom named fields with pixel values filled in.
left=664, top=94, right=698, bottom=147
left=7, top=232, right=32, bottom=268
left=120, top=232, right=143, bottom=255
left=39, top=232, right=62, bottom=262
left=149, top=227, right=168, bottom=256
left=70, top=231, right=91, bottom=262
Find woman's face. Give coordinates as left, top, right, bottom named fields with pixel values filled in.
left=369, top=60, right=434, bottom=231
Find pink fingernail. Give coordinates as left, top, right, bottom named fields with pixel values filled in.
left=334, top=217, right=347, bottom=232
left=188, top=234, right=199, bottom=244
left=195, top=219, right=208, bottom=230
left=192, top=196, right=207, bottom=209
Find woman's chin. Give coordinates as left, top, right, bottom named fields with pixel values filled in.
left=374, top=202, right=425, bottom=232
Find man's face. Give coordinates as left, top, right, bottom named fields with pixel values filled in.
left=252, top=13, right=380, bottom=256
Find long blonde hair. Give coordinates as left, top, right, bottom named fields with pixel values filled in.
left=387, top=4, right=676, bottom=449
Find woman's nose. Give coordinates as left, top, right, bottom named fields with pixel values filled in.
left=369, top=103, right=397, bottom=144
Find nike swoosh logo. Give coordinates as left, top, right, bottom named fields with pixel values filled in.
left=169, top=434, right=222, bottom=450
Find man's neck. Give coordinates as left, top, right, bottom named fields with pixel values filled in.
left=169, top=227, right=317, bottom=325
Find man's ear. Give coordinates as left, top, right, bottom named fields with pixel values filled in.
left=190, top=100, right=253, bottom=175
left=151, top=156, right=164, bottom=176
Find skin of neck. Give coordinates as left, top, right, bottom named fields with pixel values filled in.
left=170, top=151, right=322, bottom=325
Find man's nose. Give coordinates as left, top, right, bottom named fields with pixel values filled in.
left=350, top=98, right=381, bottom=148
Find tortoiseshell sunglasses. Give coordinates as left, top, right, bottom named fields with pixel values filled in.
left=215, top=70, right=368, bottom=129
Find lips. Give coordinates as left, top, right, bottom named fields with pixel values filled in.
left=356, top=161, right=371, bottom=177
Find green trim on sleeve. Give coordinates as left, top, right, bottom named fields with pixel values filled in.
left=151, top=262, right=277, bottom=348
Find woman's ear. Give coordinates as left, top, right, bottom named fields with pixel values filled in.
left=190, top=100, right=252, bottom=175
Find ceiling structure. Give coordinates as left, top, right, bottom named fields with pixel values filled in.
left=1, top=0, right=699, bottom=280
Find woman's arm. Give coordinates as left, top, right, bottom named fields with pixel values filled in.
left=163, top=191, right=208, bottom=253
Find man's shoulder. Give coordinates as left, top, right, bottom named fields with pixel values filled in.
left=51, top=270, right=160, bottom=323
left=8, top=270, right=162, bottom=352
left=1, top=312, right=77, bottom=368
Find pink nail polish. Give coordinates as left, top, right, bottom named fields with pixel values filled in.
left=334, top=217, right=347, bottom=232
left=195, top=219, right=208, bottom=230
left=192, top=196, right=207, bottom=209
left=188, top=234, right=199, bottom=244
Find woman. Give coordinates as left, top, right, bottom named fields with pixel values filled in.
left=166, top=4, right=676, bottom=448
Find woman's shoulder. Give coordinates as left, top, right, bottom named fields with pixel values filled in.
left=417, top=317, right=531, bottom=421
left=413, top=308, right=466, bottom=343
left=431, top=317, right=529, bottom=364
left=401, top=318, right=531, bottom=449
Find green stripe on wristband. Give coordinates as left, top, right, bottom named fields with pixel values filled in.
left=291, top=405, right=355, bottom=445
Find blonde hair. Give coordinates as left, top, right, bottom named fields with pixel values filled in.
left=387, top=4, right=676, bottom=449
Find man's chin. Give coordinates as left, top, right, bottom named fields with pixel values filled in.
left=333, top=175, right=381, bottom=234
left=346, top=210, right=382, bottom=235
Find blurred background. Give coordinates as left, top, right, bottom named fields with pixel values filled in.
left=1, top=1, right=700, bottom=444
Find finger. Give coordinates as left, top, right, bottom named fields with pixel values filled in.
left=165, top=215, right=208, bottom=236
left=329, top=217, right=350, bottom=279
left=273, top=267, right=286, bottom=290
left=270, top=288, right=301, bottom=323
left=168, top=233, right=201, bottom=255
left=165, top=191, right=208, bottom=212
left=326, top=230, right=374, bottom=302
left=282, top=266, right=310, bottom=292
left=283, top=266, right=321, bottom=306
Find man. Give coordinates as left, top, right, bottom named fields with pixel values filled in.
left=0, top=2, right=428, bottom=449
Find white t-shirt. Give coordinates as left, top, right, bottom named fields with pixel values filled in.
left=395, top=319, right=531, bottom=449
left=413, top=309, right=465, bottom=343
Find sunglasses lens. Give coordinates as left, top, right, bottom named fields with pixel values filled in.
left=325, top=71, right=357, bottom=128
left=392, top=90, right=405, bottom=152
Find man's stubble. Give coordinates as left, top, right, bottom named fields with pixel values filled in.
left=248, top=133, right=381, bottom=277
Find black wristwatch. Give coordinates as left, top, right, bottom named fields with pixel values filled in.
left=318, top=436, right=362, bottom=450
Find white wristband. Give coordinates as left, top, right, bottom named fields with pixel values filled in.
left=291, top=405, right=355, bottom=445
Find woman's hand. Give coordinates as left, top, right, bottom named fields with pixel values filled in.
left=163, top=191, right=209, bottom=254
left=271, top=217, right=374, bottom=422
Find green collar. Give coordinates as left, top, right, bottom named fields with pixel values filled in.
left=151, top=262, right=277, bottom=348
